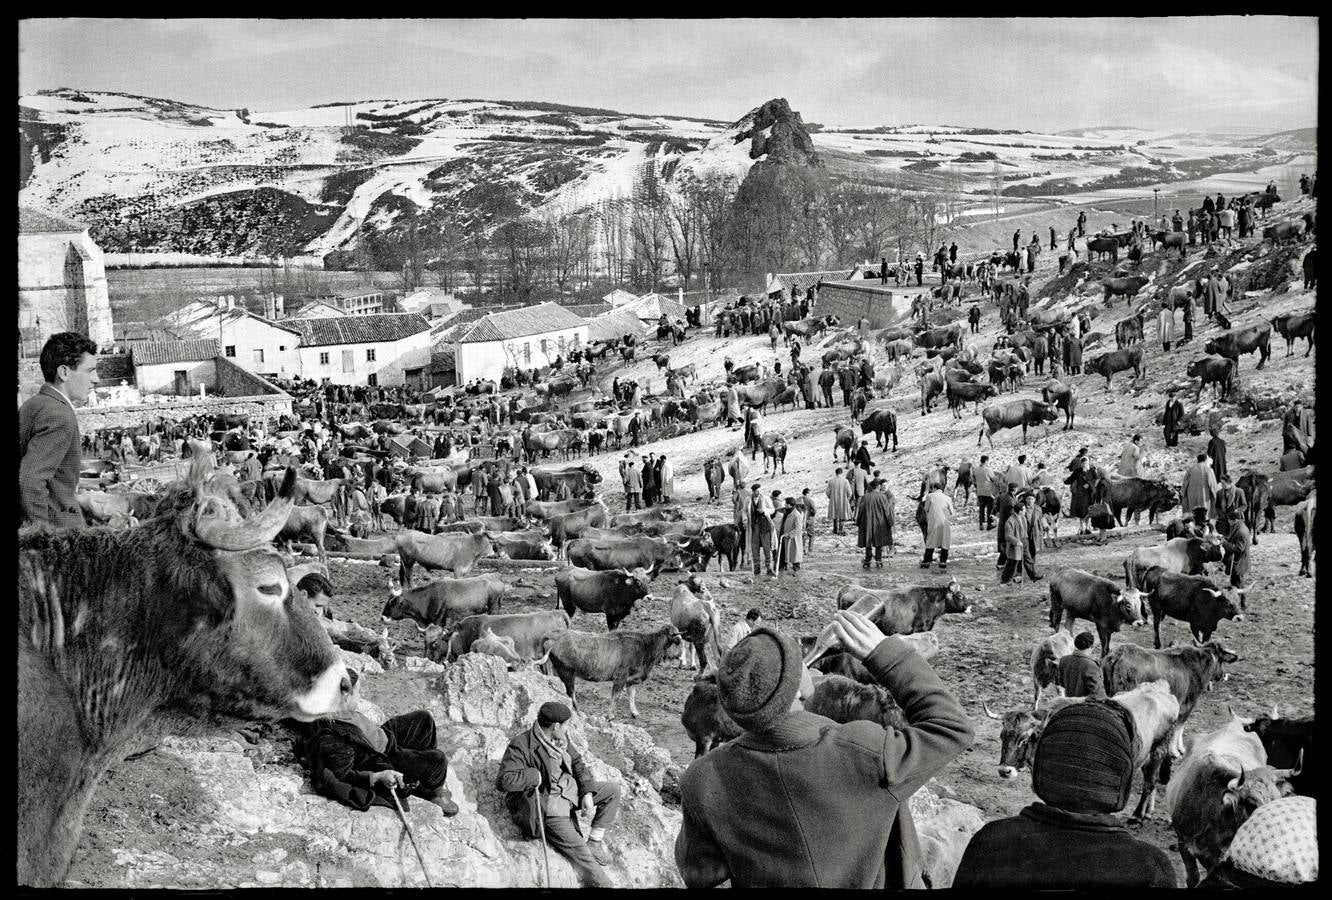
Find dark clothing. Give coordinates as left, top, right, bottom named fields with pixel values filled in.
left=298, top=711, right=447, bottom=812
left=852, top=444, right=873, bottom=473
left=1208, top=435, right=1228, bottom=482
left=977, top=494, right=994, bottom=529
left=1163, top=398, right=1185, bottom=447
left=953, top=803, right=1177, bottom=888
left=497, top=723, right=620, bottom=887
left=1198, top=860, right=1301, bottom=889
left=676, top=636, right=974, bottom=889
left=1065, top=460, right=1094, bottom=519
left=19, top=384, right=86, bottom=528
left=1057, top=653, right=1106, bottom=699
left=995, top=491, right=1018, bottom=566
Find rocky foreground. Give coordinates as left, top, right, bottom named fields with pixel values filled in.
left=68, top=652, right=983, bottom=888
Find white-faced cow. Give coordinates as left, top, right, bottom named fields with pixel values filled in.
left=18, top=459, right=355, bottom=886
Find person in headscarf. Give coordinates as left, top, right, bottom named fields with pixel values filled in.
left=1199, top=795, right=1317, bottom=888
left=953, top=702, right=1177, bottom=888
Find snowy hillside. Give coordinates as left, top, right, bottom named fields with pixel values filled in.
left=18, top=87, right=1311, bottom=260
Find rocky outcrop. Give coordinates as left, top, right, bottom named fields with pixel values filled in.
left=64, top=650, right=986, bottom=888
left=66, top=653, right=682, bottom=888
left=733, top=98, right=818, bottom=167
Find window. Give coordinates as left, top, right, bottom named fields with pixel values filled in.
left=366, top=348, right=376, bottom=362
left=342, top=350, right=354, bottom=373
left=367, top=373, right=378, bottom=387
left=319, top=352, right=330, bottom=365
left=523, top=342, right=531, bottom=364
left=572, top=333, right=581, bottom=349
left=253, top=348, right=264, bottom=364
left=224, top=345, right=236, bottom=358
left=540, top=338, right=549, bottom=356
left=557, top=335, right=565, bottom=353
left=278, top=345, right=285, bottom=352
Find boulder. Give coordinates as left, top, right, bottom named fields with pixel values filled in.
left=910, top=786, right=987, bottom=889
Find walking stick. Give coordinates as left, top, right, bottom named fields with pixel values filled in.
left=389, top=785, right=434, bottom=889
left=534, top=795, right=553, bottom=888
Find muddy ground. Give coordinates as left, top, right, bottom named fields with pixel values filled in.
left=322, top=200, right=1315, bottom=885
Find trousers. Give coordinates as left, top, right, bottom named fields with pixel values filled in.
left=978, top=495, right=995, bottom=529
left=540, top=781, right=622, bottom=888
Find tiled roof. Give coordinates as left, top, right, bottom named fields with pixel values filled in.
left=129, top=339, right=221, bottom=366
left=459, top=302, right=588, bottom=343
left=286, top=301, right=346, bottom=319
left=19, top=207, right=88, bottom=234
left=561, top=302, right=613, bottom=318
left=618, top=292, right=686, bottom=321
left=603, top=288, right=639, bottom=306
left=285, top=313, right=432, bottom=347
left=586, top=309, right=647, bottom=341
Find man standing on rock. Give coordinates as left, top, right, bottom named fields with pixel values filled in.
left=675, top=613, right=973, bottom=888
left=498, top=701, right=621, bottom=888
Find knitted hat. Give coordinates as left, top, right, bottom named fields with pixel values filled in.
left=718, top=627, right=802, bottom=732
left=1032, top=701, right=1139, bottom=813
left=537, top=701, right=572, bottom=727
left=1226, top=796, right=1317, bottom=883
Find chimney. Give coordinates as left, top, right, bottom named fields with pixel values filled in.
left=226, top=295, right=235, bottom=310
left=275, top=295, right=284, bottom=317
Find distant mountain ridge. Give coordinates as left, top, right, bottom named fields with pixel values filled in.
left=18, top=87, right=1309, bottom=261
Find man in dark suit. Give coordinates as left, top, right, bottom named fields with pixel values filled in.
left=20, top=332, right=99, bottom=528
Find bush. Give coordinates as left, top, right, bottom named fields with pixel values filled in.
left=339, top=130, right=421, bottom=155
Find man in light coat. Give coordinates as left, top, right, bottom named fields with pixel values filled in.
left=750, top=483, right=776, bottom=577
left=1157, top=304, right=1176, bottom=352
left=826, top=467, right=852, bottom=534
left=920, top=485, right=954, bottom=571
left=777, top=497, right=805, bottom=574
left=1003, top=454, right=1031, bottom=491
left=1180, top=452, right=1218, bottom=528
left=659, top=455, right=675, bottom=502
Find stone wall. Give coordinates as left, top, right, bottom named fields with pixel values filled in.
left=814, top=281, right=917, bottom=330
left=18, top=228, right=114, bottom=349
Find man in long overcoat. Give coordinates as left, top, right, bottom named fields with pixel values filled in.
left=1180, top=453, right=1218, bottom=527
left=826, top=467, right=852, bottom=535
left=855, top=479, right=895, bottom=569
left=920, top=486, right=953, bottom=571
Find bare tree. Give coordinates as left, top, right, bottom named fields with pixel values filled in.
left=545, top=209, right=594, bottom=294
left=629, top=164, right=670, bottom=291
left=685, top=170, right=738, bottom=293
left=665, top=189, right=700, bottom=290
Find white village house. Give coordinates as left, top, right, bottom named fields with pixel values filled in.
left=128, top=338, right=222, bottom=396
left=159, top=299, right=304, bottom=380
left=454, top=302, right=588, bottom=384
left=285, top=313, right=433, bottom=388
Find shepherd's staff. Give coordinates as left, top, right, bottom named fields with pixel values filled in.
left=389, top=785, right=433, bottom=888
left=533, top=791, right=553, bottom=888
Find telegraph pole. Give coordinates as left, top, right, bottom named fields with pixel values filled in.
left=1153, top=188, right=1160, bottom=222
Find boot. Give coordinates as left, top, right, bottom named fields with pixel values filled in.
left=423, top=786, right=459, bottom=817
left=938, top=549, right=949, bottom=571
left=587, top=838, right=613, bottom=867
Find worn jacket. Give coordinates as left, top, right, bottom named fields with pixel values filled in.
left=497, top=724, right=593, bottom=838
left=296, top=716, right=399, bottom=812
left=675, top=636, right=974, bottom=888
left=1180, top=461, right=1218, bottom=512
left=1057, top=652, right=1106, bottom=699
left=855, top=488, right=895, bottom=548
left=922, top=491, right=953, bottom=549
left=973, top=464, right=995, bottom=498
left=19, top=384, right=86, bottom=529
left=953, top=803, right=1176, bottom=888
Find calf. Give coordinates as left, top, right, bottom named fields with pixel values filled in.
left=1029, top=631, right=1075, bottom=707
left=1114, top=314, right=1144, bottom=349
left=555, top=565, right=652, bottom=630
left=548, top=502, right=610, bottom=546
left=804, top=674, right=906, bottom=730
left=1165, top=716, right=1296, bottom=886
left=381, top=573, right=505, bottom=641
left=702, top=523, right=744, bottom=572
left=1138, top=566, right=1244, bottom=649
left=669, top=575, right=721, bottom=672
left=493, top=530, right=557, bottom=561
left=860, top=408, right=899, bottom=452
left=835, top=581, right=970, bottom=636
left=546, top=625, right=684, bottom=718
left=1243, top=708, right=1315, bottom=797
left=441, top=610, right=569, bottom=662
left=1205, top=323, right=1272, bottom=373
left=1047, top=568, right=1146, bottom=657
left=681, top=674, right=743, bottom=757
left=1040, top=380, right=1078, bottom=431
left=1124, top=536, right=1225, bottom=590
left=1185, top=356, right=1236, bottom=401
left=1085, top=345, right=1144, bottom=390
left=946, top=379, right=997, bottom=418
left=1272, top=310, right=1315, bottom=357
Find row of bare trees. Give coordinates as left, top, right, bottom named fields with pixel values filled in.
left=341, top=161, right=957, bottom=302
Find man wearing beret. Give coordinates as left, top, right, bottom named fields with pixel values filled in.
left=952, top=701, right=1177, bottom=887
left=497, top=701, right=622, bottom=887
left=675, top=610, right=974, bottom=888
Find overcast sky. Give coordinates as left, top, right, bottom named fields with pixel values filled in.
left=19, top=18, right=1318, bottom=133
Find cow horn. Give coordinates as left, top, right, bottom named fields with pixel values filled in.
left=192, top=466, right=296, bottom=551
left=982, top=701, right=1002, bottom=720
left=1271, top=703, right=1280, bottom=720
left=1288, top=748, right=1304, bottom=779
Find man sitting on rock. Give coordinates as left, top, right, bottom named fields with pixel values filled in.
left=497, top=701, right=622, bottom=888
left=291, top=673, right=459, bottom=817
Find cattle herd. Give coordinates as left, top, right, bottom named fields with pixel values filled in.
left=20, top=192, right=1317, bottom=889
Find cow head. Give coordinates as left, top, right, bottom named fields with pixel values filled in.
left=1223, top=766, right=1297, bottom=825
left=1118, top=587, right=1147, bottom=626
left=943, top=579, right=970, bottom=614
left=1198, top=638, right=1240, bottom=682
left=622, top=567, right=653, bottom=598
left=1215, top=586, right=1245, bottom=620
left=381, top=576, right=408, bottom=621
left=984, top=702, right=1049, bottom=779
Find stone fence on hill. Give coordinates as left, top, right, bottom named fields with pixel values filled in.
left=813, top=280, right=921, bottom=330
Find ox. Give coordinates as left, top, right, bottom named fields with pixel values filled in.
left=978, top=399, right=1059, bottom=448
left=1138, top=566, right=1244, bottom=649
left=1186, top=356, right=1235, bottom=401
left=860, top=408, right=899, bottom=452
left=1124, top=536, right=1225, bottom=590
left=669, top=575, right=722, bottom=672
left=546, top=626, right=683, bottom=719
left=1272, top=310, right=1315, bottom=358
left=1085, top=345, right=1144, bottom=390
left=833, top=581, right=970, bottom=637
left=1243, top=708, right=1314, bottom=797
left=394, top=530, right=494, bottom=587
left=1040, top=380, right=1078, bottom=431
left=682, top=674, right=745, bottom=757
left=439, top=610, right=570, bottom=663
left=277, top=504, right=332, bottom=566
left=555, top=565, right=652, bottom=631
left=1047, top=568, right=1146, bottom=657
left=18, top=460, right=354, bottom=886
left=531, top=464, right=602, bottom=501
left=1205, top=324, right=1272, bottom=373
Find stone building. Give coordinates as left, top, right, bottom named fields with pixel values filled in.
left=18, top=206, right=114, bottom=352
left=158, top=300, right=304, bottom=380
left=286, top=313, right=433, bottom=388
left=127, top=339, right=223, bottom=396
